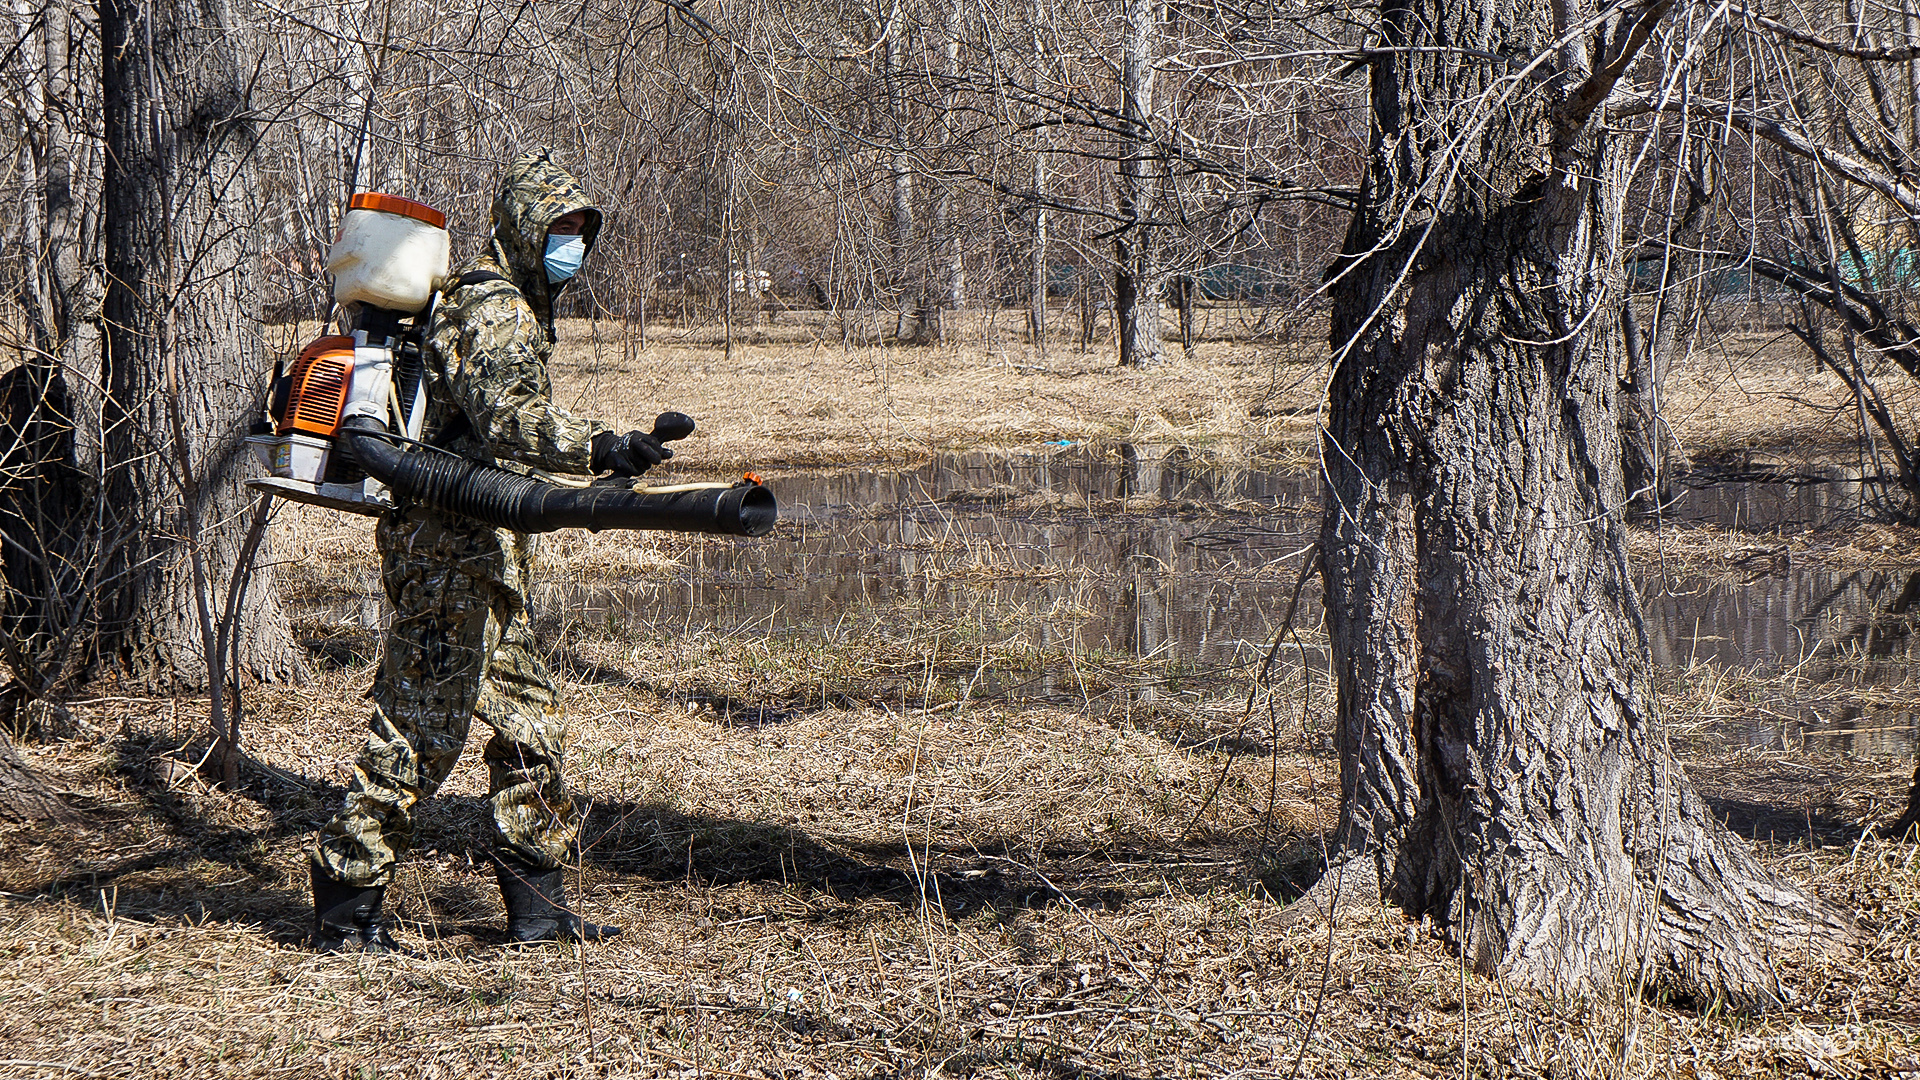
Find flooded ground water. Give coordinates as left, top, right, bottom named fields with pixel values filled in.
left=310, top=446, right=1918, bottom=757
left=536, top=447, right=1918, bottom=758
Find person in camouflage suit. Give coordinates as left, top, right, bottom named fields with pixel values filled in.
left=309, top=149, right=667, bottom=952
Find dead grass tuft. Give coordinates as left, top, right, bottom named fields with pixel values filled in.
left=1629, top=520, right=1920, bottom=576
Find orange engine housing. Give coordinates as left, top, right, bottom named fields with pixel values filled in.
left=280, top=336, right=355, bottom=438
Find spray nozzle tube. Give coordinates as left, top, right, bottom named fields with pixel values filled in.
left=339, top=416, right=777, bottom=536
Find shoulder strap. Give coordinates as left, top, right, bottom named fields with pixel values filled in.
left=453, top=267, right=556, bottom=344
left=455, top=269, right=511, bottom=290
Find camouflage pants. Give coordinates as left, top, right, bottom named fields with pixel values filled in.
left=312, top=508, right=577, bottom=888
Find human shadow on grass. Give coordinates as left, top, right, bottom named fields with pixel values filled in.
left=298, top=622, right=382, bottom=670
left=3, top=720, right=1265, bottom=956
left=548, top=642, right=809, bottom=727
left=574, top=799, right=1192, bottom=921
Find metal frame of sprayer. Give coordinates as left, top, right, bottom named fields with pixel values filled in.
left=247, top=302, right=429, bottom=516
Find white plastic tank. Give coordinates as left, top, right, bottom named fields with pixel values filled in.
left=326, top=193, right=451, bottom=313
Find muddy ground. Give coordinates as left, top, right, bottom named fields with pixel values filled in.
left=3, top=311, right=1919, bottom=1078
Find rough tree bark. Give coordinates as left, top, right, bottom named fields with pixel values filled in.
left=94, top=0, right=298, bottom=687
left=1314, top=0, right=1853, bottom=1007
left=1114, top=0, right=1162, bottom=367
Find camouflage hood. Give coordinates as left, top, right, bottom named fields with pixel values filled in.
left=473, top=148, right=602, bottom=324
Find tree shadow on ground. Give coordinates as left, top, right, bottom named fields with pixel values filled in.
left=1702, top=794, right=1861, bottom=847
left=0, top=730, right=353, bottom=939
left=1687, top=758, right=1880, bottom=847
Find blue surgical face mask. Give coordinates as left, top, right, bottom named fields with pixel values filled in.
left=544, top=233, right=587, bottom=283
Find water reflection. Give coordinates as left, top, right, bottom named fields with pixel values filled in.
left=1642, top=569, right=1920, bottom=756
left=548, top=447, right=1321, bottom=679
left=1667, top=472, right=1872, bottom=532
left=305, top=446, right=1920, bottom=757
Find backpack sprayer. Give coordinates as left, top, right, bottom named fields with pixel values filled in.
left=247, top=193, right=776, bottom=537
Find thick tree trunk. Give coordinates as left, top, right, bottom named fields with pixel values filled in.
left=1114, top=0, right=1162, bottom=368
left=1316, top=0, right=1851, bottom=1007
left=97, top=0, right=298, bottom=688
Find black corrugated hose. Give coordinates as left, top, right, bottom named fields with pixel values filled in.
left=339, top=416, right=776, bottom=536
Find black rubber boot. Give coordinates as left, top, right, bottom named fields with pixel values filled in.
left=494, top=855, right=622, bottom=944
left=310, top=865, right=409, bottom=954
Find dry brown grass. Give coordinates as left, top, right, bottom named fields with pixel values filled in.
left=4, top=320, right=1920, bottom=1079
left=1661, top=324, right=1920, bottom=464
left=537, top=311, right=1899, bottom=475
left=542, top=312, right=1324, bottom=473
left=7, top=664, right=1918, bottom=1080
left=1627, top=520, right=1920, bottom=575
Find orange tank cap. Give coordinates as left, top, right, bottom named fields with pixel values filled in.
left=347, top=192, right=447, bottom=230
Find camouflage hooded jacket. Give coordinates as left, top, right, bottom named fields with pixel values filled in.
left=421, top=149, right=609, bottom=474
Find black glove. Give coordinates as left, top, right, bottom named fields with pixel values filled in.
left=591, top=429, right=671, bottom=476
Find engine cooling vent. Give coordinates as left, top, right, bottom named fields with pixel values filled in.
left=282, top=336, right=355, bottom=438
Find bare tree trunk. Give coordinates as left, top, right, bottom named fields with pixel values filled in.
left=97, top=0, right=298, bottom=688
left=1622, top=147, right=1708, bottom=514
left=1079, top=260, right=1100, bottom=350
left=1620, top=295, right=1666, bottom=511
left=1316, top=0, right=1852, bottom=1007
left=1029, top=144, right=1050, bottom=354
left=723, top=151, right=737, bottom=363
left=909, top=0, right=965, bottom=346
left=18, top=0, right=103, bottom=399
left=1173, top=274, right=1194, bottom=354
left=1115, top=0, right=1162, bottom=367
left=0, top=0, right=103, bottom=695
left=1026, top=0, right=1052, bottom=355
left=747, top=219, right=765, bottom=327
left=884, top=2, right=918, bottom=342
